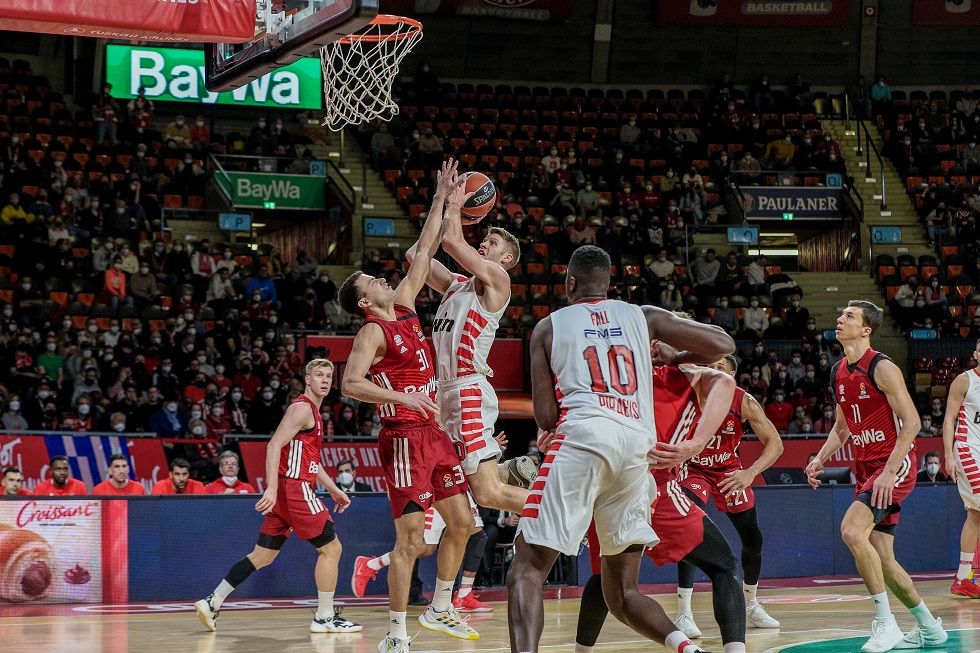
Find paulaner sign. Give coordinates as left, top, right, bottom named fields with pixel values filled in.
left=742, top=187, right=843, bottom=219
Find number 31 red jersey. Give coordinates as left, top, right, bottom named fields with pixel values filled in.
left=832, top=348, right=908, bottom=463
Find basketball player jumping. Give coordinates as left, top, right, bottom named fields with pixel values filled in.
left=805, top=300, right=947, bottom=652
left=340, top=162, right=479, bottom=653
left=942, top=338, right=980, bottom=599
left=509, top=245, right=735, bottom=653
left=194, top=359, right=360, bottom=635
left=675, top=353, right=784, bottom=637
left=403, top=168, right=537, bottom=512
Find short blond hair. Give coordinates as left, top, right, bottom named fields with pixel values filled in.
left=305, top=358, right=334, bottom=377
left=487, top=227, right=521, bottom=269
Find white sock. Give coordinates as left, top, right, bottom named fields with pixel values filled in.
left=871, top=592, right=891, bottom=620
left=212, top=580, right=234, bottom=609
left=317, top=591, right=334, bottom=619
left=677, top=586, right=694, bottom=614
left=389, top=610, right=408, bottom=640
left=431, top=577, right=454, bottom=611
left=723, top=643, right=746, bottom=653
left=369, top=552, right=391, bottom=571
left=958, top=551, right=974, bottom=580
left=458, top=575, right=475, bottom=598
left=743, top=582, right=758, bottom=607
left=909, top=600, right=938, bottom=628
left=665, top=630, right=699, bottom=653
left=573, top=644, right=594, bottom=653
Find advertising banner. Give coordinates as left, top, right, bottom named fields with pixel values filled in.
left=105, top=45, right=323, bottom=110
left=913, top=0, right=980, bottom=25
left=0, top=435, right=50, bottom=493
left=240, top=441, right=385, bottom=493
left=0, top=499, right=103, bottom=603
left=741, top=187, right=843, bottom=220
left=658, top=0, right=851, bottom=26
left=386, top=0, right=574, bottom=22
left=0, top=0, right=255, bottom=43
left=215, top=171, right=326, bottom=210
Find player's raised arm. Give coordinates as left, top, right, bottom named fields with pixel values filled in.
left=441, top=183, right=511, bottom=302
left=396, top=159, right=462, bottom=305
left=719, top=392, right=784, bottom=496
left=341, top=322, right=438, bottom=418
left=649, top=366, right=735, bottom=467
left=529, top=316, right=559, bottom=432
left=643, top=305, right=735, bottom=364
left=944, top=373, right=969, bottom=483
left=255, top=402, right=315, bottom=515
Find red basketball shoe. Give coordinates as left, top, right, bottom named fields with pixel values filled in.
left=351, top=556, right=379, bottom=598
left=452, top=591, right=493, bottom=613
left=950, top=577, right=980, bottom=598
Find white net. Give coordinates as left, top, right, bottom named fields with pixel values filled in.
left=320, top=15, right=423, bottom=131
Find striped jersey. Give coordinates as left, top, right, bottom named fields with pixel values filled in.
left=432, top=275, right=505, bottom=381
left=689, top=387, right=746, bottom=471
left=278, top=394, right=323, bottom=483
left=651, top=365, right=701, bottom=484
left=551, top=300, right=654, bottom=439
left=832, top=348, right=908, bottom=463
left=366, top=304, right=438, bottom=427
left=955, top=367, right=980, bottom=448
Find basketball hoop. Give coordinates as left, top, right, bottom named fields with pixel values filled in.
left=320, top=14, right=423, bottom=131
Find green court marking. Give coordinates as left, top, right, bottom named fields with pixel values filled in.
left=772, top=629, right=980, bottom=653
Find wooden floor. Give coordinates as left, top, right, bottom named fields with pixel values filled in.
left=2, top=576, right=977, bottom=653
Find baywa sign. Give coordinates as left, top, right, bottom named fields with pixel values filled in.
left=105, top=44, right=322, bottom=109
left=217, top=172, right=325, bottom=210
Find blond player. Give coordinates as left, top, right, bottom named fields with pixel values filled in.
left=943, top=338, right=980, bottom=599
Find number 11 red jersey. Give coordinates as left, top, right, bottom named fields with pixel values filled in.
left=832, top=348, right=908, bottom=463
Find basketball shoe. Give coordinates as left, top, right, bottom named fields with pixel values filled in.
left=892, top=617, right=947, bottom=649
left=311, top=608, right=363, bottom=633
left=452, top=591, right=493, bottom=613
left=378, top=634, right=411, bottom=653
left=746, top=602, right=780, bottom=628
left=194, top=594, right=220, bottom=632
left=418, top=604, right=480, bottom=639
left=506, top=456, right=538, bottom=488
left=951, top=577, right=980, bottom=598
left=674, top=612, right=702, bottom=638
left=352, top=556, right=380, bottom=598
left=860, top=615, right=904, bottom=653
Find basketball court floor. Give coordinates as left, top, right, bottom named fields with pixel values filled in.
left=2, top=575, right=976, bottom=653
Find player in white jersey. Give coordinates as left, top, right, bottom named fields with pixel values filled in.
left=943, top=339, right=980, bottom=598
left=508, top=245, right=735, bottom=653
left=406, top=175, right=534, bottom=515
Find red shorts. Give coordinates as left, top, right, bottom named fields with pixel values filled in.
left=854, top=452, right=917, bottom=528
left=646, top=480, right=706, bottom=567
left=380, top=421, right=468, bottom=519
left=260, top=479, right=332, bottom=542
left=680, top=463, right=756, bottom=514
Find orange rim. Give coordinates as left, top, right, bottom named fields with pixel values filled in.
left=338, top=14, right=423, bottom=44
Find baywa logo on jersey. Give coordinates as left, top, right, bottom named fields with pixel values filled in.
left=858, top=382, right=870, bottom=400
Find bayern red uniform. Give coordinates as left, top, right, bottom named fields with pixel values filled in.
left=680, top=387, right=755, bottom=513
left=32, top=478, right=88, bottom=496
left=366, top=304, right=467, bottom=518
left=204, top=478, right=256, bottom=494
left=832, top=348, right=916, bottom=527
left=259, top=394, right=333, bottom=541
left=151, top=478, right=206, bottom=494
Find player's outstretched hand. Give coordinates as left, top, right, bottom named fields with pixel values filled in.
left=446, top=184, right=475, bottom=212
left=804, top=460, right=823, bottom=489
left=536, top=428, right=557, bottom=452
left=719, top=468, right=754, bottom=496
left=399, top=392, right=439, bottom=418
left=330, top=488, right=351, bottom=513
left=255, top=487, right=278, bottom=515
left=650, top=340, right=680, bottom=367
left=647, top=439, right=703, bottom=468
left=946, top=455, right=958, bottom=484
left=871, top=471, right=896, bottom=510
left=435, top=158, right=464, bottom=197
left=494, top=430, right=509, bottom=452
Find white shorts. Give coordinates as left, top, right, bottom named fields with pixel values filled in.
left=955, top=440, right=980, bottom=511
left=439, top=375, right=501, bottom=476
left=423, top=491, right=484, bottom=545
left=517, top=419, right=659, bottom=557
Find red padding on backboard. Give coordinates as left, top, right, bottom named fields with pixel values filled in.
left=0, top=0, right=256, bottom=44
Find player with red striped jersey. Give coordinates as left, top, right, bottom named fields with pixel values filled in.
left=511, top=246, right=735, bottom=653
left=405, top=175, right=536, bottom=514
left=675, top=353, right=784, bottom=637
left=340, top=161, right=479, bottom=653
left=195, top=359, right=360, bottom=635
left=942, top=338, right=980, bottom=599
left=806, top=301, right=946, bottom=652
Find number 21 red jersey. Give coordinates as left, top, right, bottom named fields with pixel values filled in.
left=832, top=347, right=908, bottom=463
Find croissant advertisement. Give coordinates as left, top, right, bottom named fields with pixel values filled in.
left=0, top=500, right=102, bottom=603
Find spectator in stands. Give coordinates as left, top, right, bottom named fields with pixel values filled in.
left=416, top=127, right=443, bottom=171
left=765, top=390, right=794, bottom=433
left=923, top=276, right=950, bottom=321
left=785, top=350, right=805, bottom=385
left=721, top=101, right=746, bottom=138
left=924, top=200, right=954, bottom=245
left=187, top=114, right=210, bottom=152
left=311, top=270, right=337, bottom=305
left=29, top=189, right=55, bottom=221
left=574, top=181, right=599, bottom=219
left=149, top=396, right=189, bottom=439
left=336, top=460, right=372, bottom=493
left=890, top=275, right=920, bottom=329
left=291, top=249, right=318, bottom=279
left=567, top=217, right=597, bottom=250
left=916, top=451, right=950, bottom=484
left=93, top=83, right=120, bottom=146
left=659, top=280, right=683, bottom=311
left=784, top=294, right=810, bottom=339
left=126, top=85, right=154, bottom=128
left=164, top=115, right=192, bottom=151
left=152, top=357, right=181, bottom=397
left=1, top=192, right=34, bottom=231
left=204, top=451, right=255, bottom=494
left=370, top=123, right=395, bottom=169
left=646, top=249, right=675, bottom=285
left=788, top=73, right=812, bottom=110
left=850, top=75, right=871, bottom=120
left=744, top=117, right=768, bottom=157
left=190, top=241, right=216, bottom=298
left=152, top=458, right=205, bottom=494
left=128, top=260, right=159, bottom=308
left=2, top=394, right=27, bottom=430
left=691, top=248, right=720, bottom=297
left=206, top=268, right=237, bottom=311
left=681, top=166, right=707, bottom=206
left=63, top=395, right=95, bottom=432
left=248, top=386, right=284, bottom=435
left=765, top=134, right=797, bottom=170
left=716, top=251, right=745, bottom=297
left=175, top=154, right=206, bottom=195
left=741, top=296, right=769, bottom=339
left=748, top=365, right=769, bottom=397
left=620, top=117, right=641, bottom=151
left=795, top=133, right=820, bottom=170
left=751, top=73, right=775, bottom=113
left=929, top=396, right=945, bottom=425
left=269, top=118, right=293, bottom=152
left=735, top=152, right=762, bottom=185
left=245, top=263, right=278, bottom=306
left=102, top=256, right=131, bottom=309
left=712, top=297, right=740, bottom=337
left=895, top=134, right=918, bottom=177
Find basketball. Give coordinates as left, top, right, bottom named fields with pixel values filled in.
left=459, top=171, right=496, bottom=222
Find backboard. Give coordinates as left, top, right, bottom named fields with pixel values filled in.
left=205, top=0, right=379, bottom=93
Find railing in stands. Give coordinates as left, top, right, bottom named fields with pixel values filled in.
left=855, top=118, right=887, bottom=212
left=210, top=153, right=233, bottom=204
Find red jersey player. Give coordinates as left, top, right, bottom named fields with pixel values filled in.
left=675, top=353, right=783, bottom=637
left=806, top=301, right=946, bottom=652
left=340, top=161, right=479, bottom=653
left=195, top=359, right=360, bottom=636
left=32, top=456, right=88, bottom=496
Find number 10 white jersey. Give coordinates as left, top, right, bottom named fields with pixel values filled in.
left=550, top=299, right=655, bottom=442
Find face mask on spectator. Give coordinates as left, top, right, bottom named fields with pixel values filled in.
left=270, top=316, right=279, bottom=325
left=63, top=319, right=72, bottom=329
left=83, top=349, right=93, bottom=359
left=140, top=266, right=150, bottom=274
left=337, top=472, right=354, bottom=487
left=792, top=357, right=800, bottom=365
left=270, top=380, right=281, bottom=390
left=923, top=419, right=932, bottom=429
left=191, top=410, right=202, bottom=420
left=78, top=404, right=91, bottom=415
left=8, top=401, right=20, bottom=412
left=165, top=402, right=178, bottom=413
left=192, top=426, right=206, bottom=436
left=231, top=392, right=242, bottom=402
left=212, top=407, right=224, bottom=417
left=215, top=365, right=225, bottom=375
left=113, top=422, right=125, bottom=432
left=286, top=344, right=294, bottom=352
left=802, top=423, right=812, bottom=432
left=263, top=391, right=274, bottom=402
left=197, top=355, right=207, bottom=364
